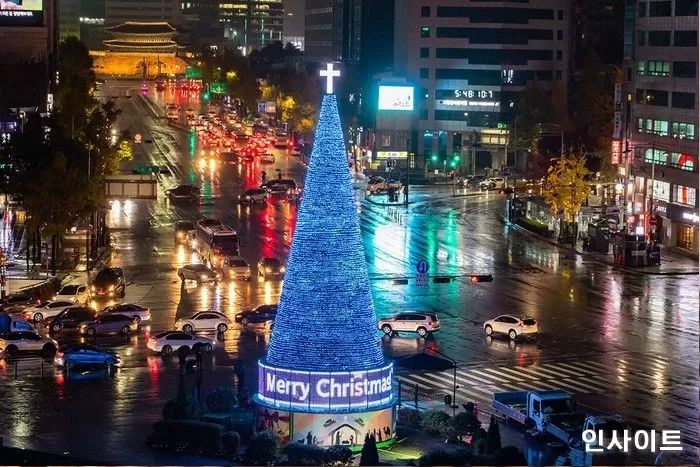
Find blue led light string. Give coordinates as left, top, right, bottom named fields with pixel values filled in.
left=265, top=94, right=384, bottom=372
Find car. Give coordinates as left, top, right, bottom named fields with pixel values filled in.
left=0, top=313, right=36, bottom=333
left=91, top=267, right=126, bottom=298
left=166, top=184, right=200, bottom=200
left=23, top=300, right=76, bottom=323
left=260, top=153, right=275, bottom=164
left=366, top=176, right=402, bottom=194
left=479, top=177, right=506, bottom=190
left=197, top=218, right=223, bottom=229
left=0, top=292, right=40, bottom=314
left=239, top=188, right=268, bottom=204
left=263, top=179, right=297, bottom=194
left=234, top=304, right=278, bottom=325
left=174, top=220, right=195, bottom=245
left=175, top=311, right=229, bottom=333
left=223, top=257, right=252, bottom=281
left=48, top=306, right=97, bottom=333
left=377, top=312, right=441, bottom=337
left=498, top=186, right=515, bottom=195
left=54, top=284, right=90, bottom=304
left=483, top=315, right=538, bottom=340
left=99, top=303, right=151, bottom=323
left=258, top=257, right=285, bottom=280
left=147, top=331, right=214, bottom=355
left=54, top=344, right=120, bottom=369
left=78, top=313, right=138, bottom=337
left=0, top=331, right=58, bottom=356
left=178, top=263, right=220, bottom=283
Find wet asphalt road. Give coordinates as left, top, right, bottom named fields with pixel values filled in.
left=0, top=80, right=696, bottom=465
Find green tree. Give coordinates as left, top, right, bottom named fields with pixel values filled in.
left=542, top=153, right=592, bottom=223
left=359, top=434, right=379, bottom=466
left=56, top=37, right=96, bottom=137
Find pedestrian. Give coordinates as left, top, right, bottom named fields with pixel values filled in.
left=261, top=171, right=267, bottom=182
left=403, top=185, right=408, bottom=203
left=177, top=345, right=189, bottom=373
left=277, top=170, right=282, bottom=180
left=234, top=359, right=245, bottom=389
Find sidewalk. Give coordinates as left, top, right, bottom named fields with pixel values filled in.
left=506, top=218, right=699, bottom=276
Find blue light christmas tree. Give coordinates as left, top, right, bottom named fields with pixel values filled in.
left=265, top=94, right=384, bottom=372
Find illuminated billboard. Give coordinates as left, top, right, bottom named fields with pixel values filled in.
left=256, top=360, right=394, bottom=412
left=378, top=86, right=414, bottom=111
left=255, top=406, right=396, bottom=448
left=0, top=0, right=43, bottom=26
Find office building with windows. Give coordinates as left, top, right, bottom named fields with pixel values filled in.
left=393, top=0, right=571, bottom=175
left=625, top=0, right=698, bottom=252
left=218, top=0, right=284, bottom=53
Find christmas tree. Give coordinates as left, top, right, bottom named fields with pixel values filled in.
left=265, top=94, right=384, bottom=372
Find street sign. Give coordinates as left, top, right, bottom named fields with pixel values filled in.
left=416, top=259, right=429, bottom=274
left=416, top=259, right=429, bottom=287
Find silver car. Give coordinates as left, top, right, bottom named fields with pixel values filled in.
left=223, top=257, right=252, bottom=281
left=178, top=263, right=220, bottom=283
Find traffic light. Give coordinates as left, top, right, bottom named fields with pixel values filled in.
left=431, top=154, right=438, bottom=163
left=470, top=274, right=493, bottom=284
left=203, top=92, right=210, bottom=101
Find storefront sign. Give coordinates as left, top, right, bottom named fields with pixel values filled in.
left=436, top=89, right=500, bottom=108
left=376, top=151, right=408, bottom=159
left=612, top=83, right=622, bottom=139
left=257, top=361, right=394, bottom=411
left=682, top=212, right=699, bottom=223
left=611, top=140, right=621, bottom=165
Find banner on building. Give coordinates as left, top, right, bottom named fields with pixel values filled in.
left=612, top=83, right=622, bottom=139
left=611, top=140, right=621, bottom=165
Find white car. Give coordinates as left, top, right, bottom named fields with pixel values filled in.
left=377, top=312, right=441, bottom=337
left=175, top=311, right=229, bottom=333
left=54, top=284, right=90, bottom=305
left=223, top=257, right=252, bottom=281
left=483, top=315, right=538, bottom=340
left=479, top=177, right=506, bottom=190
left=147, top=331, right=214, bottom=355
left=239, top=188, right=268, bottom=204
left=23, top=300, right=76, bottom=323
left=100, top=303, right=151, bottom=323
left=0, top=331, right=58, bottom=356
left=366, top=177, right=402, bottom=194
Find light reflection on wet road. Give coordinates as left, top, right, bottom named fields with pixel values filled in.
left=0, top=80, right=696, bottom=465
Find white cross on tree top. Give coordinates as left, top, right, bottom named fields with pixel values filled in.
left=319, top=63, right=341, bottom=94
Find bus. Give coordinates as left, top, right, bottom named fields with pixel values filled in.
left=195, top=222, right=240, bottom=268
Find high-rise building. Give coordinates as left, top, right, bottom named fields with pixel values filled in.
left=0, top=0, right=58, bottom=119
left=105, top=0, right=182, bottom=26
left=393, top=0, right=572, bottom=173
left=59, top=0, right=81, bottom=41
left=622, top=0, right=698, bottom=252
left=304, top=0, right=393, bottom=70
left=283, top=0, right=304, bottom=50
left=218, top=0, right=284, bottom=52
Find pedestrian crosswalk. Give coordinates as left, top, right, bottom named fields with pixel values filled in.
left=395, top=353, right=699, bottom=443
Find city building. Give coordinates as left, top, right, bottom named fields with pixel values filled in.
left=304, top=0, right=394, bottom=71
left=622, top=0, right=698, bottom=253
left=79, top=0, right=106, bottom=50
left=392, top=0, right=572, bottom=175
left=283, top=0, right=304, bottom=49
left=218, top=0, right=284, bottom=53
left=91, top=21, right=186, bottom=76
left=254, top=93, right=395, bottom=448
left=59, top=0, right=81, bottom=41
left=105, top=0, right=182, bottom=26
left=0, top=0, right=58, bottom=129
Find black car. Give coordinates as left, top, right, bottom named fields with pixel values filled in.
left=91, top=267, right=126, bottom=298
left=174, top=220, right=195, bottom=245
left=258, top=258, right=285, bottom=280
left=0, top=292, right=39, bottom=314
left=49, top=306, right=97, bottom=333
left=234, top=304, right=278, bottom=325
left=166, top=184, right=200, bottom=200
left=262, top=179, right=297, bottom=194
